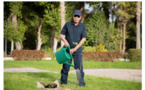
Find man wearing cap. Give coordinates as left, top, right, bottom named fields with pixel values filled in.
left=60, top=10, right=87, bottom=87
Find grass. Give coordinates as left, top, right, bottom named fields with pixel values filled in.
left=4, top=72, right=141, bottom=90
left=4, top=60, right=141, bottom=72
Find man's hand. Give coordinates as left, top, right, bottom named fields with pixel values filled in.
left=64, top=42, right=70, bottom=47
left=70, top=48, right=77, bottom=54
left=60, top=34, right=70, bottom=47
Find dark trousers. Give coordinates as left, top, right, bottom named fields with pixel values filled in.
left=60, top=54, right=85, bottom=86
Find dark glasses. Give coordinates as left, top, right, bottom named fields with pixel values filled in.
left=74, top=15, right=80, bottom=18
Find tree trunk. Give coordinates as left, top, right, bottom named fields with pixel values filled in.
left=51, top=29, right=54, bottom=50
left=80, top=3, right=85, bottom=23
left=60, top=1, right=65, bottom=48
left=11, top=40, right=14, bottom=54
left=120, top=25, right=123, bottom=52
left=36, top=23, right=43, bottom=50
left=136, top=2, right=141, bottom=49
left=53, top=37, right=58, bottom=52
left=122, top=23, right=126, bottom=54
left=12, top=13, right=21, bottom=50
left=6, top=13, right=13, bottom=55
left=5, top=37, right=7, bottom=55
left=15, top=42, right=21, bottom=50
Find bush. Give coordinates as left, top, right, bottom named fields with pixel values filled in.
left=83, top=51, right=123, bottom=62
left=83, top=46, right=96, bottom=51
left=96, top=44, right=105, bottom=51
left=12, top=50, right=45, bottom=60
left=128, top=49, right=142, bottom=62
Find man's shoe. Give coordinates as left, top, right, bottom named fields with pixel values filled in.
left=61, top=83, right=67, bottom=85
left=79, top=85, right=85, bottom=87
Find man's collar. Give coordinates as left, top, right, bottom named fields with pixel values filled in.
left=71, top=20, right=81, bottom=26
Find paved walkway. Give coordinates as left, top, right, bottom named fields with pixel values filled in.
left=4, top=67, right=58, bottom=73
left=70, top=69, right=142, bottom=82
left=4, top=67, right=141, bottom=82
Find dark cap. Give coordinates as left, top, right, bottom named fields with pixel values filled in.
left=73, top=10, right=82, bottom=16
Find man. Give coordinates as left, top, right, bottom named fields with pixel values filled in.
left=60, top=10, right=87, bottom=87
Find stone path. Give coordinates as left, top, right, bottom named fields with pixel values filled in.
left=4, top=67, right=141, bottom=82
left=70, top=69, right=142, bottom=82
left=4, top=67, right=57, bottom=73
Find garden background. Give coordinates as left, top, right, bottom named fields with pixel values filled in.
left=2, top=1, right=143, bottom=90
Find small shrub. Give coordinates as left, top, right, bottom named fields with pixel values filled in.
left=83, top=51, right=123, bottom=62
left=96, top=44, right=106, bottom=52
left=128, top=49, right=142, bottom=62
left=48, top=47, right=53, bottom=52
left=83, top=46, right=96, bottom=51
left=12, top=50, right=45, bottom=60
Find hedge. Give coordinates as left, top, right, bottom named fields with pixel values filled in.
left=127, top=49, right=142, bottom=62
left=83, top=51, right=123, bottom=62
left=12, top=50, right=45, bottom=60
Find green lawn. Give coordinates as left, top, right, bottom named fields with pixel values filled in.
left=4, top=72, right=141, bottom=90
left=4, top=60, right=141, bottom=72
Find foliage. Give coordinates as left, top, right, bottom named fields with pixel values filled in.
left=4, top=2, right=27, bottom=49
left=127, top=49, right=142, bottom=62
left=65, top=2, right=76, bottom=22
left=127, top=22, right=136, bottom=41
left=4, top=19, right=27, bottom=48
left=16, top=20, right=27, bottom=48
left=83, top=51, right=123, bottom=62
left=4, top=21, right=15, bottom=41
left=96, top=44, right=105, bottom=51
left=83, top=46, right=96, bottom=51
left=44, top=2, right=61, bottom=39
left=85, top=11, right=108, bottom=46
left=4, top=2, right=141, bottom=53
left=12, top=50, right=45, bottom=60
left=65, top=2, right=100, bottom=22
left=106, top=22, right=123, bottom=51
left=117, top=2, right=136, bottom=21
left=43, top=47, right=55, bottom=60
left=9, top=2, right=22, bottom=17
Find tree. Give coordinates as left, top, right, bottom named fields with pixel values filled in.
left=107, top=22, right=123, bottom=51
left=33, top=2, right=47, bottom=50
left=44, top=2, right=60, bottom=52
left=85, top=11, right=108, bottom=46
left=21, top=2, right=47, bottom=50
left=4, top=2, right=27, bottom=52
left=10, top=2, right=23, bottom=50
left=22, top=2, right=55, bottom=50
left=17, top=2, right=60, bottom=51
left=116, top=2, right=136, bottom=53
left=60, top=1, right=65, bottom=48
left=136, top=2, right=141, bottom=49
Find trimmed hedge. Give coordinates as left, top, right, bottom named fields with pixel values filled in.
left=128, top=49, right=142, bottom=62
left=12, top=50, right=45, bottom=60
left=83, top=51, right=123, bottom=62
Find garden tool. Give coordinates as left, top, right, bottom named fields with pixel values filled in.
left=55, top=46, right=74, bottom=67
left=76, top=58, right=82, bottom=87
